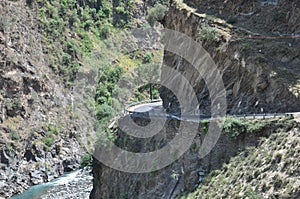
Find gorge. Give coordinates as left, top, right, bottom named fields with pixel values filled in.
left=1, top=0, right=299, bottom=198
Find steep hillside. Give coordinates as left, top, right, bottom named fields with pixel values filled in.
left=0, top=0, right=167, bottom=197
left=90, top=0, right=300, bottom=199
left=160, top=0, right=300, bottom=115
left=186, top=125, right=300, bottom=198
left=184, top=0, right=300, bottom=96
left=186, top=0, right=300, bottom=35
left=0, top=1, right=86, bottom=197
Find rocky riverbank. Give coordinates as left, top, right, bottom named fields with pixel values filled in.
left=41, top=168, right=93, bottom=199
left=0, top=138, right=84, bottom=198
left=11, top=167, right=93, bottom=199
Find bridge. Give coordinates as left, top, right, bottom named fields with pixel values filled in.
left=125, top=100, right=300, bottom=122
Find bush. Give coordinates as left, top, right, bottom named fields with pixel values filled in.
left=48, top=123, right=59, bottom=135
left=115, top=6, right=127, bottom=15
left=10, top=131, right=20, bottom=141
left=5, top=98, right=22, bottom=110
left=96, top=66, right=123, bottom=106
left=223, top=117, right=246, bottom=138
left=197, top=24, right=221, bottom=43
left=223, top=117, right=268, bottom=138
left=62, top=53, right=72, bottom=65
left=42, top=137, right=55, bottom=148
left=84, top=19, right=94, bottom=30
left=146, top=4, right=168, bottom=26
left=201, top=119, right=209, bottom=135
left=143, top=52, right=153, bottom=63
left=99, top=23, right=113, bottom=39
left=272, top=11, right=284, bottom=22
left=80, top=153, right=92, bottom=168
left=244, top=187, right=263, bottom=199
left=96, top=103, right=115, bottom=119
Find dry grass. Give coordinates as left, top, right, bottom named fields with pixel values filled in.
left=184, top=124, right=300, bottom=198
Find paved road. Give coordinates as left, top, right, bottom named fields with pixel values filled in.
left=125, top=100, right=300, bottom=122
left=126, top=101, right=163, bottom=113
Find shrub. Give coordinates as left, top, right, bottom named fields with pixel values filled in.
left=273, top=174, right=283, bottom=190
left=201, top=119, right=209, bottom=135
left=96, top=103, right=115, bottom=119
left=143, top=52, right=153, bottom=63
left=62, top=53, right=72, bottom=65
left=272, top=11, right=284, bottom=22
left=5, top=98, right=22, bottom=110
left=197, top=24, right=221, bottom=43
left=42, top=137, right=55, bottom=148
left=99, top=23, right=113, bottom=39
left=190, top=142, right=197, bottom=152
left=0, top=16, right=8, bottom=32
left=96, top=65, right=123, bottom=106
left=146, top=4, right=168, bottom=26
left=84, top=19, right=94, bottom=30
left=245, top=120, right=266, bottom=134
left=223, top=117, right=268, bottom=138
left=115, top=6, right=127, bottom=15
left=223, top=117, right=246, bottom=138
left=244, top=187, right=263, bottom=199
left=10, top=131, right=20, bottom=141
left=48, top=123, right=59, bottom=135
left=80, top=153, right=92, bottom=168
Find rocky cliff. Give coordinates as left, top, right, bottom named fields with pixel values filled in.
left=90, top=115, right=297, bottom=198
left=160, top=0, right=300, bottom=115
left=186, top=0, right=300, bottom=35
left=0, top=1, right=86, bottom=197
left=90, top=0, right=300, bottom=198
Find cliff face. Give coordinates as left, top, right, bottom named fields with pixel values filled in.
left=90, top=0, right=300, bottom=198
left=90, top=116, right=296, bottom=198
left=186, top=0, right=300, bottom=35
left=160, top=0, right=300, bottom=115
left=0, top=1, right=86, bottom=197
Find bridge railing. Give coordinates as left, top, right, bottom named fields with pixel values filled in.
left=125, top=103, right=293, bottom=121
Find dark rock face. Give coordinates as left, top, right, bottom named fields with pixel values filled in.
left=90, top=116, right=290, bottom=199
left=0, top=139, right=82, bottom=197
left=184, top=0, right=300, bottom=35
left=0, top=1, right=86, bottom=197
left=24, top=150, right=36, bottom=162
left=159, top=0, right=300, bottom=115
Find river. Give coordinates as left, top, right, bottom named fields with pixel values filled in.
left=11, top=168, right=93, bottom=199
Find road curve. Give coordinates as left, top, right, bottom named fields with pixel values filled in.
left=125, top=100, right=300, bottom=122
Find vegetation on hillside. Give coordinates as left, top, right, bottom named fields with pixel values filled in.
left=29, top=0, right=168, bottom=148
left=223, top=117, right=269, bottom=138
left=184, top=119, right=299, bottom=199
left=35, top=0, right=134, bottom=85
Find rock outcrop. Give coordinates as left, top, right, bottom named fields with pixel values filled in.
left=0, top=1, right=86, bottom=197
left=90, top=115, right=296, bottom=198
left=160, top=0, right=300, bottom=115
left=185, top=0, right=300, bottom=35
